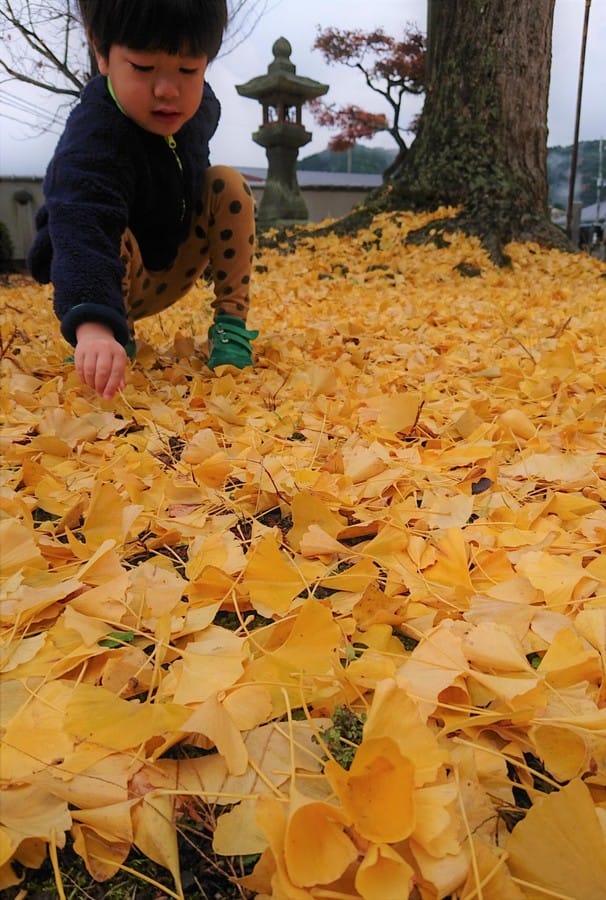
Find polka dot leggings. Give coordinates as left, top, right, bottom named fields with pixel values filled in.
left=120, top=165, right=255, bottom=337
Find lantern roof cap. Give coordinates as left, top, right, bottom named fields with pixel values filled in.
left=236, top=37, right=328, bottom=101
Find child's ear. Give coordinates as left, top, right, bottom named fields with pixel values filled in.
left=87, top=32, right=109, bottom=75
left=93, top=47, right=109, bottom=76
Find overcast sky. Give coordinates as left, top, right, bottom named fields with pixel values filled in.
left=0, top=0, right=604, bottom=176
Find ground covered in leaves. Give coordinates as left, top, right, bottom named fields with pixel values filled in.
left=1, top=208, right=606, bottom=900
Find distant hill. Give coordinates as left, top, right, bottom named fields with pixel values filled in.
left=299, top=141, right=603, bottom=210
left=298, top=145, right=396, bottom=175
left=547, top=140, right=602, bottom=210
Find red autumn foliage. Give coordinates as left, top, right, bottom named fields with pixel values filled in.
left=311, top=25, right=426, bottom=176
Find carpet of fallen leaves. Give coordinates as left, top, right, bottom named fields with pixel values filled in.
left=1, top=207, right=606, bottom=900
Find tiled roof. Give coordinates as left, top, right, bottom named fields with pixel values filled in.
left=237, top=167, right=382, bottom=189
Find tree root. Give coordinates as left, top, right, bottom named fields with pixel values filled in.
left=257, top=198, right=576, bottom=268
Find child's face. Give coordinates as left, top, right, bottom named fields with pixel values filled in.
left=95, top=45, right=208, bottom=136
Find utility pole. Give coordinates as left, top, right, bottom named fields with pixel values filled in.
left=595, top=138, right=603, bottom=227
left=566, top=0, right=592, bottom=241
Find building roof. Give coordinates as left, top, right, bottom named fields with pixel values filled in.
left=237, top=167, right=382, bottom=190
left=579, top=202, right=605, bottom=223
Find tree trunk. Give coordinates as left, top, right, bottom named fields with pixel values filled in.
left=373, top=0, right=571, bottom=263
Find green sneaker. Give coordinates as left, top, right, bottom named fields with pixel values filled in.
left=207, top=315, right=259, bottom=370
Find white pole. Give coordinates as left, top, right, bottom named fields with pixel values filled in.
left=595, top=138, right=603, bottom=225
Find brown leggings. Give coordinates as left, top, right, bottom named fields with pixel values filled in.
left=120, top=165, right=255, bottom=339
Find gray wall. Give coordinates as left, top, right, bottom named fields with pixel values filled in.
left=0, top=177, right=44, bottom=266
left=248, top=184, right=372, bottom=224
left=0, top=175, right=373, bottom=267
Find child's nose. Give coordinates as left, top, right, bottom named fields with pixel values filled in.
left=153, top=76, right=179, bottom=100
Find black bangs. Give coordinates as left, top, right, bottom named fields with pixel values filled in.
left=80, top=0, right=228, bottom=60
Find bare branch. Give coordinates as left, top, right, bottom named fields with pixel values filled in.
left=0, top=0, right=271, bottom=104
left=0, top=57, right=80, bottom=96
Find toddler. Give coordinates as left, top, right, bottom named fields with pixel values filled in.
left=28, top=0, right=258, bottom=399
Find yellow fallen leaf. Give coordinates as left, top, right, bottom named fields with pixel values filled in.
left=132, top=792, right=181, bottom=894
left=462, top=622, right=532, bottom=672
left=0, top=784, right=70, bottom=867
left=363, top=679, right=449, bottom=787
left=241, top=533, right=307, bottom=615
left=319, top=557, right=379, bottom=593
left=0, top=681, right=74, bottom=782
left=422, top=527, right=474, bottom=597
left=288, top=492, right=347, bottom=550
left=71, top=800, right=135, bottom=844
left=212, top=800, right=267, bottom=860
left=326, top=736, right=415, bottom=843
left=252, top=795, right=310, bottom=900
left=531, top=724, right=587, bottom=781
left=459, top=837, right=524, bottom=900
left=71, top=823, right=131, bottom=882
left=355, top=842, right=415, bottom=900
left=181, top=694, right=248, bottom=775
left=81, top=481, right=143, bottom=550
left=397, top=620, right=470, bottom=719
left=516, top=550, right=596, bottom=610
left=242, top=599, right=341, bottom=715
left=168, top=625, right=246, bottom=705
left=284, top=800, right=357, bottom=887
left=537, top=626, right=602, bottom=687
left=0, top=520, right=47, bottom=576
left=506, top=779, right=606, bottom=899
left=64, top=683, right=190, bottom=753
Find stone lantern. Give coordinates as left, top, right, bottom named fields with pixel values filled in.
left=236, top=37, right=328, bottom=227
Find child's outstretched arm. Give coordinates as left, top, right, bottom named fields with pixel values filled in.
left=74, top=322, right=127, bottom=399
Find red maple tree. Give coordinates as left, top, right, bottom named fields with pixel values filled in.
left=311, top=26, right=426, bottom=180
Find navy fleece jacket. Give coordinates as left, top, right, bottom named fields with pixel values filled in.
left=28, top=75, right=220, bottom=346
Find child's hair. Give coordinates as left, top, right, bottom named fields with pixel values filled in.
left=78, top=0, right=228, bottom=61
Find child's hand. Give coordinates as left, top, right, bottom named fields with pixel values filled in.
left=74, top=322, right=127, bottom=399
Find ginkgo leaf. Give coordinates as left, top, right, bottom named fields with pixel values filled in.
left=319, top=558, right=379, bottom=593
left=0, top=784, right=71, bottom=865
left=355, top=843, right=415, bottom=900
left=288, top=492, right=347, bottom=550
left=363, top=680, right=449, bottom=787
left=167, top=625, right=246, bottom=705
left=181, top=694, right=248, bottom=774
left=298, top=524, right=346, bottom=559
left=283, top=800, right=357, bottom=887
left=81, top=481, right=143, bottom=550
left=397, top=620, right=470, bottom=718
left=459, top=838, right=524, bottom=900
left=241, top=599, right=341, bottom=714
left=0, top=681, right=74, bottom=781
left=352, top=582, right=406, bottom=630
left=530, top=724, right=587, bottom=781
left=241, top=533, right=307, bottom=614
left=64, top=683, right=190, bottom=753
left=422, top=527, right=474, bottom=595
left=71, top=801, right=135, bottom=844
left=212, top=799, right=267, bottom=856
left=506, top=779, right=606, bottom=899
left=461, top=622, right=532, bottom=672
left=326, top=736, right=416, bottom=844
left=515, top=551, right=595, bottom=610
left=132, top=793, right=182, bottom=894
left=0, top=519, right=47, bottom=576
left=537, top=626, right=602, bottom=687
left=71, top=824, right=131, bottom=882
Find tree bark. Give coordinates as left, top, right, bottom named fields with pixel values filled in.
left=371, top=0, right=571, bottom=263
